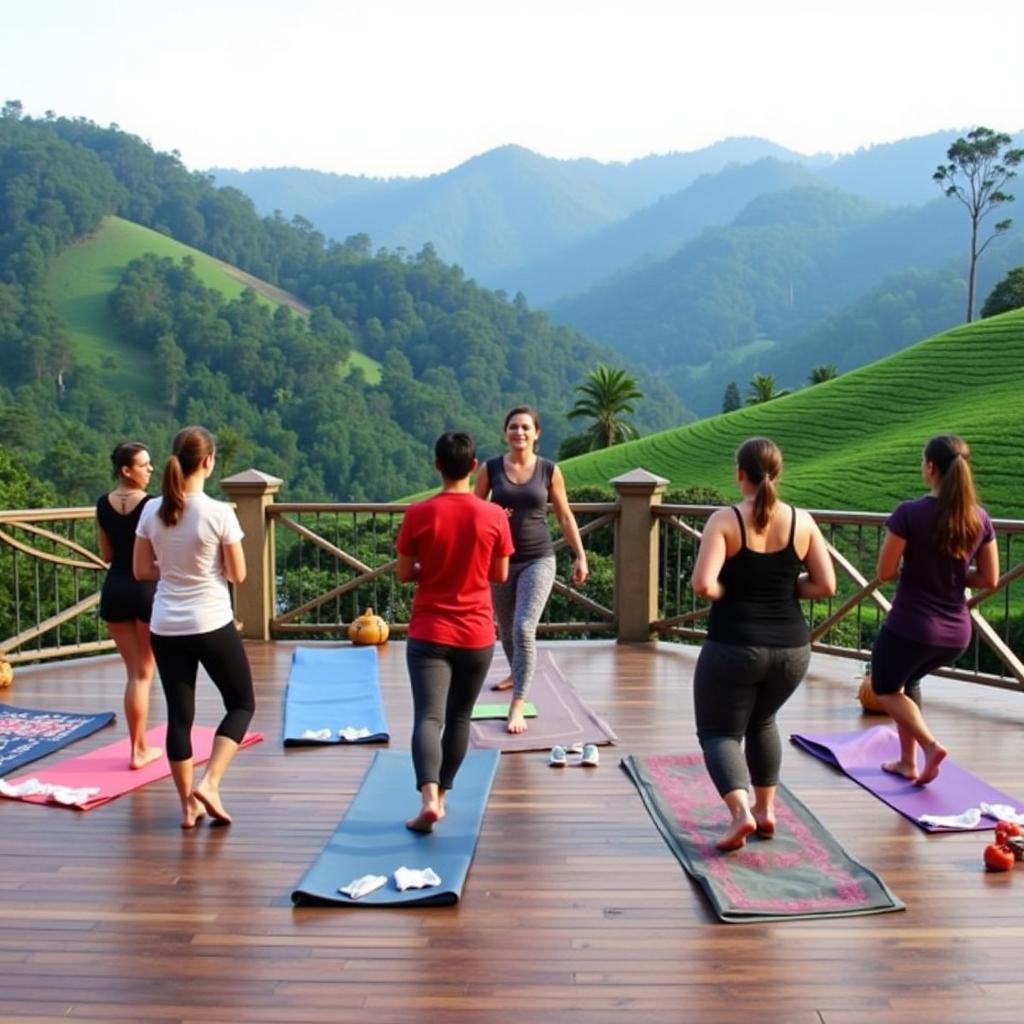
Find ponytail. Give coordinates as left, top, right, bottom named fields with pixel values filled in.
left=926, top=435, right=981, bottom=560
left=752, top=475, right=778, bottom=532
left=160, top=454, right=186, bottom=527
left=736, top=437, right=783, bottom=532
left=158, top=426, right=216, bottom=528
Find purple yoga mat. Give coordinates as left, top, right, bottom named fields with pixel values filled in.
left=790, top=725, right=1023, bottom=832
left=469, top=651, right=617, bottom=753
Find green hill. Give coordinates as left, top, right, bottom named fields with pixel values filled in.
left=46, top=216, right=381, bottom=399
left=561, top=308, right=1024, bottom=518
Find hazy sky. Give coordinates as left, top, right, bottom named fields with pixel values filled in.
left=4, top=0, right=1022, bottom=178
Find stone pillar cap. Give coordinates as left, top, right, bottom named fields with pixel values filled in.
left=610, top=468, right=669, bottom=493
left=220, top=469, right=284, bottom=492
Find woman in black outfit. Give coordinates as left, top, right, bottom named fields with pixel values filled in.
left=690, top=438, right=835, bottom=850
left=96, top=441, right=160, bottom=769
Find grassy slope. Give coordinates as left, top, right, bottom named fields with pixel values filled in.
left=47, top=216, right=380, bottom=402
left=561, top=308, right=1024, bottom=518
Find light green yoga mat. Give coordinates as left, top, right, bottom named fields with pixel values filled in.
left=471, top=702, right=537, bottom=720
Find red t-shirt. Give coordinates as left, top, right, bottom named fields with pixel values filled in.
left=396, top=491, right=515, bottom=648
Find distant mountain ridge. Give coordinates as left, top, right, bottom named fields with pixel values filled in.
left=211, top=137, right=817, bottom=282
left=212, top=128, right=1024, bottom=418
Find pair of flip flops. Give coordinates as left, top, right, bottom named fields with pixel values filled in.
left=549, top=743, right=599, bottom=767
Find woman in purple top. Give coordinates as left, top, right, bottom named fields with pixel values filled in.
left=873, top=435, right=999, bottom=785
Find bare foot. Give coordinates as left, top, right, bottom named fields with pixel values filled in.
left=752, top=808, right=776, bottom=838
left=915, top=742, right=947, bottom=786
left=406, top=805, right=441, bottom=833
left=193, top=780, right=233, bottom=824
left=180, top=796, right=207, bottom=830
left=716, top=813, right=757, bottom=852
left=131, top=746, right=163, bottom=771
left=882, top=760, right=919, bottom=781
left=506, top=707, right=528, bottom=734
left=490, top=676, right=513, bottom=692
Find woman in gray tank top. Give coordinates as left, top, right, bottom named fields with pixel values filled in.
left=474, top=407, right=589, bottom=733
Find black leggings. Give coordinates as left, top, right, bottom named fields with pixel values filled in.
left=406, top=638, right=493, bottom=791
left=694, top=640, right=811, bottom=796
left=151, top=621, right=255, bottom=762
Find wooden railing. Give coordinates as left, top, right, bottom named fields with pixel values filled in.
left=2, top=469, right=1022, bottom=694
left=266, top=500, right=620, bottom=639
left=654, top=505, right=1024, bottom=693
left=0, top=506, right=111, bottom=664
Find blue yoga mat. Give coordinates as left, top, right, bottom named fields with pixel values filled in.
left=0, top=704, right=115, bottom=776
left=291, top=748, right=500, bottom=906
left=282, top=646, right=389, bottom=745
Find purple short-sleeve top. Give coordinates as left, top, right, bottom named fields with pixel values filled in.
left=884, top=495, right=995, bottom=648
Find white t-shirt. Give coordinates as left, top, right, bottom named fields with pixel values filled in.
left=136, top=492, right=244, bottom=636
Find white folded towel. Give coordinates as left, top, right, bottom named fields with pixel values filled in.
left=0, top=777, right=101, bottom=805
left=393, top=866, right=441, bottom=891
left=339, top=873, right=388, bottom=899
left=339, top=726, right=372, bottom=741
left=918, top=808, right=982, bottom=829
left=301, top=728, right=333, bottom=741
left=980, top=802, right=1024, bottom=825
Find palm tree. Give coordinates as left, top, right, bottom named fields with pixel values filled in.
left=567, top=364, right=643, bottom=450
left=808, top=364, right=838, bottom=385
left=746, top=373, right=791, bottom=405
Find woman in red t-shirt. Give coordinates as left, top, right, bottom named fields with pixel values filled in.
left=396, top=432, right=514, bottom=832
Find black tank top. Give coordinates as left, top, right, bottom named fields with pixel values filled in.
left=96, top=494, right=152, bottom=575
left=486, top=456, right=555, bottom=563
left=706, top=504, right=810, bottom=647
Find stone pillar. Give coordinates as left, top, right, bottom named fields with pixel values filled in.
left=220, top=469, right=283, bottom=641
left=611, top=468, right=669, bottom=643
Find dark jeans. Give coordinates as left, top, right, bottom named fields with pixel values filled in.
left=151, top=621, right=255, bottom=762
left=407, top=638, right=493, bottom=791
left=694, top=640, right=811, bottom=797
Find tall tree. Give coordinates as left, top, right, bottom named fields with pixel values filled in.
left=721, top=381, right=741, bottom=413
left=933, top=127, right=1024, bottom=322
left=567, top=363, right=643, bottom=451
left=746, top=372, right=790, bottom=405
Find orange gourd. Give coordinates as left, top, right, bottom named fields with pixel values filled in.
left=348, top=607, right=389, bottom=646
left=0, top=657, right=12, bottom=688
left=856, top=667, right=886, bottom=714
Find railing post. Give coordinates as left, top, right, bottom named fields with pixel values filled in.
left=220, top=469, right=283, bottom=641
left=611, top=468, right=669, bottom=643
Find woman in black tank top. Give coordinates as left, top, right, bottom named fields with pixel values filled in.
left=689, top=438, right=835, bottom=851
left=95, top=441, right=161, bottom=770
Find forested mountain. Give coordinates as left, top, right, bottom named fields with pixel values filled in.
left=0, top=107, right=684, bottom=504
left=214, top=131, right=1021, bottom=330
left=553, top=186, right=885, bottom=365
left=211, top=138, right=811, bottom=286
left=816, top=130, right=967, bottom=206
left=552, top=184, right=1024, bottom=414
left=505, top=159, right=824, bottom=304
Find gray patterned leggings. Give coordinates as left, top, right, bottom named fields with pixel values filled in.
left=491, top=555, right=557, bottom=700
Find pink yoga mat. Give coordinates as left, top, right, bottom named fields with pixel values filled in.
left=1, top=725, right=263, bottom=811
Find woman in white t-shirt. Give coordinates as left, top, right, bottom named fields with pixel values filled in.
left=134, top=426, right=255, bottom=829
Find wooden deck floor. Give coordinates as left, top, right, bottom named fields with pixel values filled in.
left=2, top=640, right=1023, bottom=1024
